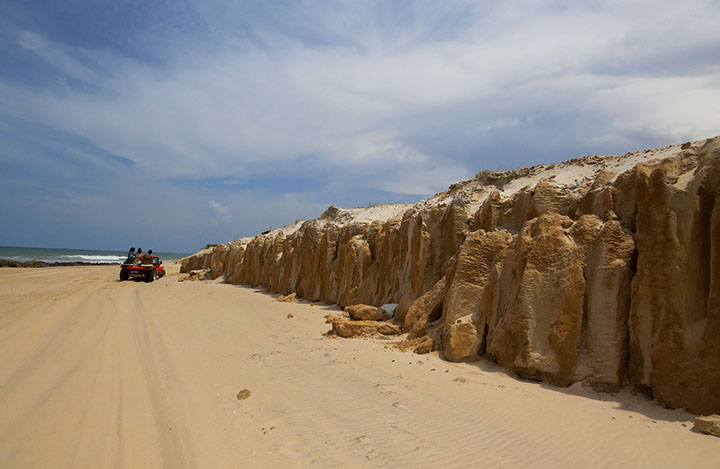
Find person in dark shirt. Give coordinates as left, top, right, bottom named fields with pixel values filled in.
left=124, top=247, right=135, bottom=265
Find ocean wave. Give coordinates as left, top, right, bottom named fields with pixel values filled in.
left=59, top=255, right=125, bottom=262
left=1, top=247, right=187, bottom=264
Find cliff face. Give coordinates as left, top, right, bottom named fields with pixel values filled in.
left=182, top=137, right=720, bottom=414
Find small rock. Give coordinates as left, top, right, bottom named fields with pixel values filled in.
left=180, top=269, right=210, bottom=282
left=694, top=415, right=720, bottom=437
left=325, top=313, right=345, bottom=323
left=380, top=303, right=398, bottom=319
left=277, top=293, right=297, bottom=303
left=413, top=336, right=434, bottom=355
left=287, top=313, right=294, bottom=318
left=236, top=389, right=251, bottom=400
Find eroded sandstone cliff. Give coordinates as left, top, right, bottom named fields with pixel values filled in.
left=182, top=137, right=720, bottom=414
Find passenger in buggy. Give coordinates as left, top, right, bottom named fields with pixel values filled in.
left=126, top=247, right=158, bottom=265
left=124, top=247, right=136, bottom=265
left=144, top=249, right=155, bottom=264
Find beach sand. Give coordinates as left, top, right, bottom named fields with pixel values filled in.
left=1, top=265, right=718, bottom=468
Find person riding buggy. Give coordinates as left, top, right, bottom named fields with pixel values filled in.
left=120, top=247, right=165, bottom=282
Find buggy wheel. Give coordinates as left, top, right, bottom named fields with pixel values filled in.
left=145, top=270, right=154, bottom=282
left=120, top=270, right=129, bottom=281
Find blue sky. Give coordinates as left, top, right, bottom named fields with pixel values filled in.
left=1, top=1, right=719, bottom=253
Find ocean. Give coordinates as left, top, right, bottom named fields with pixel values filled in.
left=0, top=246, right=190, bottom=264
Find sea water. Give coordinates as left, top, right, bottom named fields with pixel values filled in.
left=0, top=246, right=190, bottom=264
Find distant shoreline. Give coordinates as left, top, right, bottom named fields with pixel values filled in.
left=0, top=246, right=189, bottom=266
left=0, top=259, right=121, bottom=268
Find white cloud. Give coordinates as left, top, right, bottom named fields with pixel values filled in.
left=16, top=30, right=103, bottom=86
left=2, top=1, right=719, bottom=199
left=586, top=75, right=720, bottom=141
left=208, top=199, right=231, bottom=220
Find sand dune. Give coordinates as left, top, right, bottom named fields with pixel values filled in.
left=0, top=264, right=718, bottom=468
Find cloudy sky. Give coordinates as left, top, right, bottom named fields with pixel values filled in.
left=1, top=1, right=719, bottom=252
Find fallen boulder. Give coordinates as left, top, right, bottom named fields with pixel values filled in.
left=179, top=269, right=210, bottom=282
left=345, top=304, right=384, bottom=321
left=694, top=415, right=720, bottom=437
left=403, top=277, right=446, bottom=337
left=330, top=319, right=401, bottom=338
left=443, top=316, right=482, bottom=362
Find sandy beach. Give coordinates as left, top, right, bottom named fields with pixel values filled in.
left=0, top=264, right=718, bottom=468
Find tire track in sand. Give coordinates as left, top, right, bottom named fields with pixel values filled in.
left=0, top=274, right=193, bottom=468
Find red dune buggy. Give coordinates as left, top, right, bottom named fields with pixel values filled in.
left=120, top=256, right=165, bottom=282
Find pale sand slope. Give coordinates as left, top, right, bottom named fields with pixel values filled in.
left=1, top=266, right=718, bottom=468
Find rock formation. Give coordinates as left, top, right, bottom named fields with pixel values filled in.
left=695, top=415, right=720, bottom=437
left=182, top=136, right=720, bottom=414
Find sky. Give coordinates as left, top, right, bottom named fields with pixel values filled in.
left=1, top=1, right=719, bottom=253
